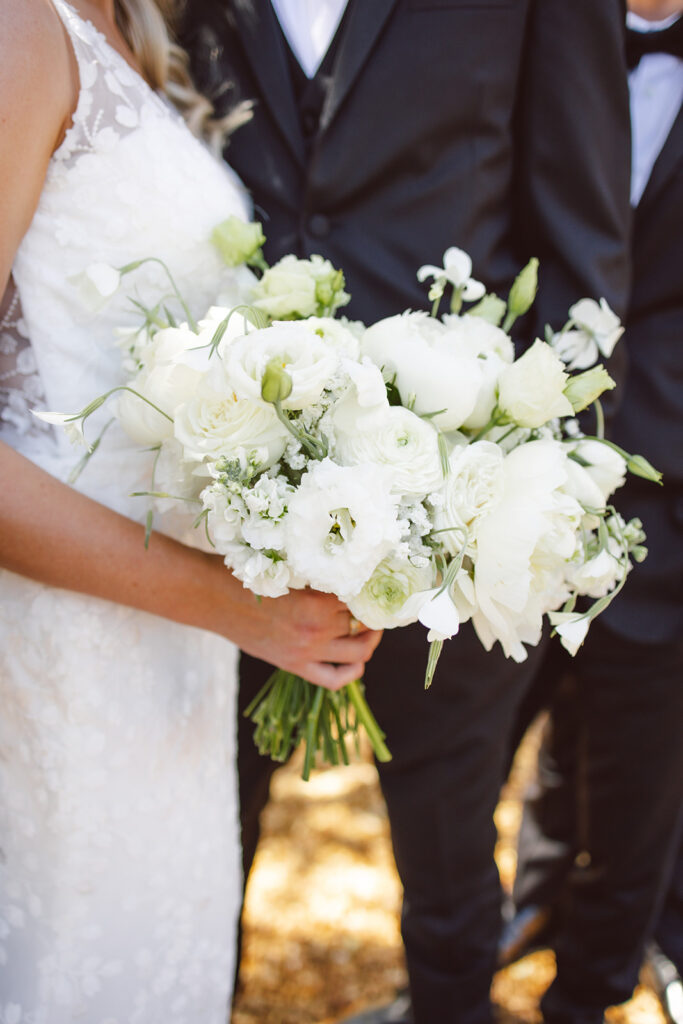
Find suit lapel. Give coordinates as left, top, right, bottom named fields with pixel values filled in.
left=320, top=0, right=400, bottom=131
left=229, top=0, right=306, bottom=165
left=637, top=102, right=683, bottom=215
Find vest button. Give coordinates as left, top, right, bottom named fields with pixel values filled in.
left=302, top=111, right=318, bottom=137
left=308, top=214, right=331, bottom=239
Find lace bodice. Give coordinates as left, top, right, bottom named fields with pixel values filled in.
left=5, top=0, right=251, bottom=511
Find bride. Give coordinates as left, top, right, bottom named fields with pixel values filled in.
left=0, top=0, right=381, bottom=1018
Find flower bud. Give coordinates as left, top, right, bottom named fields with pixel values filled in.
left=563, top=364, right=615, bottom=413
left=626, top=453, right=663, bottom=484
left=261, top=358, right=293, bottom=404
left=507, top=258, right=539, bottom=319
left=211, top=216, right=266, bottom=268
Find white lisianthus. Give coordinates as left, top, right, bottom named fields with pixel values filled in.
left=334, top=405, right=444, bottom=496
left=284, top=459, right=403, bottom=598
left=417, top=247, right=485, bottom=302
left=251, top=254, right=350, bottom=320
left=70, top=262, right=121, bottom=312
left=433, top=441, right=505, bottom=556
left=548, top=611, right=591, bottom=656
left=347, top=555, right=435, bottom=630
left=361, top=311, right=482, bottom=431
left=497, top=339, right=574, bottom=428
left=173, top=361, right=289, bottom=467
left=571, top=439, right=627, bottom=501
left=225, top=321, right=339, bottom=410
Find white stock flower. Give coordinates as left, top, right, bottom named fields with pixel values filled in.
left=433, top=441, right=505, bottom=556
left=284, top=459, right=403, bottom=598
left=347, top=555, right=435, bottom=630
left=333, top=405, right=444, bottom=496
left=225, top=543, right=299, bottom=598
left=417, top=247, right=486, bottom=302
left=174, top=361, right=289, bottom=468
left=225, top=321, right=339, bottom=410
left=70, top=262, right=121, bottom=312
left=361, top=311, right=482, bottom=431
left=497, top=339, right=573, bottom=428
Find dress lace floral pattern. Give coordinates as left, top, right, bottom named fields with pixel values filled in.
left=0, top=2, right=250, bottom=1020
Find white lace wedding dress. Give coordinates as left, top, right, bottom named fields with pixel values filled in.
left=0, top=3, right=252, bottom=1020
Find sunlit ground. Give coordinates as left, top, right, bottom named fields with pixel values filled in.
left=233, top=725, right=665, bottom=1024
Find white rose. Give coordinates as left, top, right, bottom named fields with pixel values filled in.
left=433, top=441, right=505, bottom=556
left=305, top=317, right=361, bottom=359
left=173, top=361, right=289, bottom=468
left=497, top=339, right=574, bottom=428
left=334, top=405, right=444, bottom=496
left=347, top=555, right=435, bottom=630
left=251, top=254, right=349, bottom=320
left=225, top=320, right=339, bottom=410
left=361, top=311, right=482, bottom=431
left=284, top=459, right=403, bottom=598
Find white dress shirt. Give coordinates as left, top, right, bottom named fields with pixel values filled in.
left=271, top=0, right=349, bottom=77
left=628, top=12, right=683, bottom=205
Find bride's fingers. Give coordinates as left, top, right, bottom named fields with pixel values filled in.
left=324, top=632, right=383, bottom=664
left=302, top=660, right=366, bottom=691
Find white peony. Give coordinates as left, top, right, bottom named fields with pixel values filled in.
left=347, top=555, right=435, bottom=630
left=333, top=405, right=444, bottom=496
left=224, top=320, right=339, bottom=410
left=284, top=459, right=403, bottom=598
left=433, top=441, right=505, bottom=556
left=497, top=339, right=574, bottom=428
left=361, top=311, right=482, bottom=431
left=440, top=315, right=515, bottom=429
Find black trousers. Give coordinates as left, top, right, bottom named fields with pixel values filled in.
left=510, top=620, right=683, bottom=1023
left=238, top=621, right=545, bottom=1024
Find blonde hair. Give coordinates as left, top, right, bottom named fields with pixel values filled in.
left=114, top=0, right=251, bottom=152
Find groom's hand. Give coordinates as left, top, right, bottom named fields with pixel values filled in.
left=239, top=588, right=382, bottom=690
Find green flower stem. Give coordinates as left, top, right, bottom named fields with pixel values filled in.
left=303, top=686, right=325, bottom=781
left=119, top=257, right=198, bottom=332
left=345, top=679, right=392, bottom=764
left=273, top=401, right=326, bottom=460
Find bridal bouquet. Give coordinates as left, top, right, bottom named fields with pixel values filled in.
left=42, top=220, right=660, bottom=778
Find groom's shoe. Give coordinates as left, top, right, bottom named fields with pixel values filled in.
left=337, top=990, right=413, bottom=1024
left=497, top=904, right=553, bottom=968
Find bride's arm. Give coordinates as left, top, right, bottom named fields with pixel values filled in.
left=0, top=1, right=381, bottom=689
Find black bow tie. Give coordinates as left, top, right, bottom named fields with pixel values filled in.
left=626, top=18, right=683, bottom=70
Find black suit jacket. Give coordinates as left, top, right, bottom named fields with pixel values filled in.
left=181, top=0, right=631, bottom=338
left=601, top=103, right=683, bottom=643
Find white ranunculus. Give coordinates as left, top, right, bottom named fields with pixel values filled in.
left=361, top=311, right=482, bottom=431
left=347, top=555, right=435, bottom=630
left=224, top=320, right=339, bottom=410
left=284, top=459, right=403, bottom=598
left=417, top=247, right=486, bottom=302
left=571, top=439, right=627, bottom=501
left=334, top=405, right=444, bottom=496
left=433, top=441, right=505, bottom=556
left=173, top=362, right=289, bottom=468
left=548, top=611, right=591, bottom=656
left=497, top=339, right=574, bottom=428
left=251, top=254, right=349, bottom=320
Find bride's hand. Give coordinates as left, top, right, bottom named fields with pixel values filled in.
left=230, top=586, right=383, bottom=690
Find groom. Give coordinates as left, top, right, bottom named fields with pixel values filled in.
left=180, top=3, right=631, bottom=1022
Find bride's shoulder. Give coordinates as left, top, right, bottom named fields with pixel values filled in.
left=0, top=0, right=77, bottom=133
left=0, top=0, right=77, bottom=280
